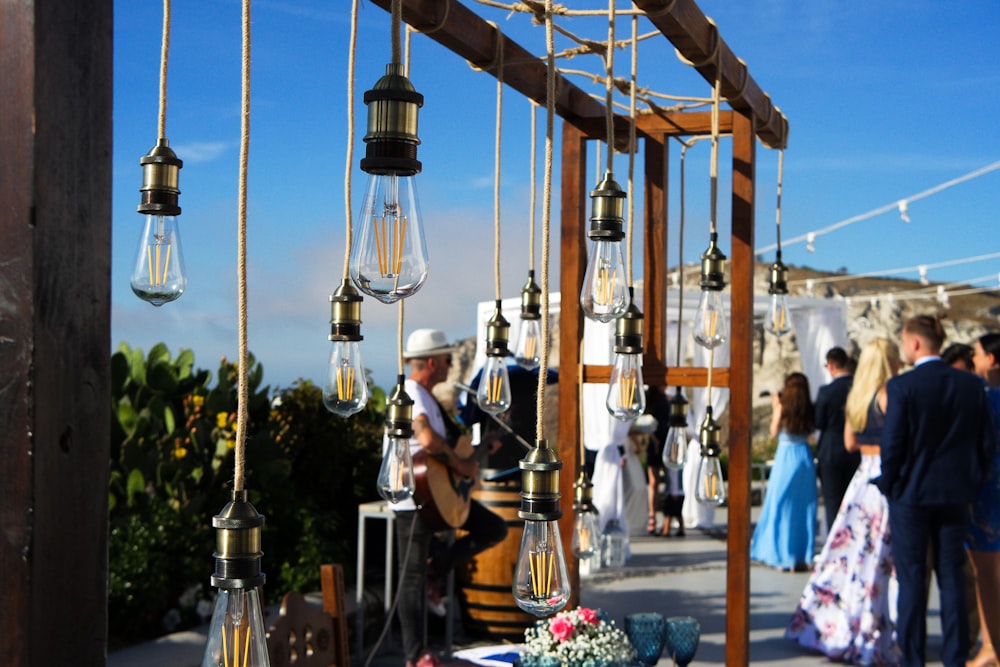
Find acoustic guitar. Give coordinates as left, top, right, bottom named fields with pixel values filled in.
left=412, top=434, right=478, bottom=530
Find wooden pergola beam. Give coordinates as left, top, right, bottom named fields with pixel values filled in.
left=632, top=0, right=789, bottom=148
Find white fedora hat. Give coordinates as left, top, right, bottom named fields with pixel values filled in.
left=402, top=328, right=456, bottom=360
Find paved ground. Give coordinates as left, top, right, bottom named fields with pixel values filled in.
left=109, top=508, right=949, bottom=667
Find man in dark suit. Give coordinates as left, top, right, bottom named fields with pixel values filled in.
left=878, top=315, right=995, bottom=667
left=814, top=347, right=858, bottom=529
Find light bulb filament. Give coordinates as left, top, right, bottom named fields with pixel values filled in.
left=373, top=214, right=408, bottom=277
left=221, top=623, right=254, bottom=667
left=596, top=265, right=617, bottom=306
left=146, top=242, right=173, bottom=287
left=487, top=372, right=503, bottom=403
left=704, top=310, right=718, bottom=339
left=529, top=547, right=554, bottom=598
left=523, top=336, right=537, bottom=360
left=337, top=365, right=355, bottom=400
left=617, top=370, right=637, bottom=408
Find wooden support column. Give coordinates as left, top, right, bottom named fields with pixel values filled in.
left=725, top=110, right=757, bottom=667
left=642, top=135, right=669, bottom=375
left=0, top=1, right=113, bottom=664
left=557, top=122, right=589, bottom=605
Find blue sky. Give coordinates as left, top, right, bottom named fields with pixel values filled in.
left=112, top=1, right=1000, bottom=391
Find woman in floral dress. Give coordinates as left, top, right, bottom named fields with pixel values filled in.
left=786, top=338, right=902, bottom=665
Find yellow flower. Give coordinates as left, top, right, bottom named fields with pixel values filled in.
left=192, top=395, right=205, bottom=407
left=174, top=446, right=188, bottom=460
left=216, top=412, right=229, bottom=428
left=226, top=439, right=235, bottom=450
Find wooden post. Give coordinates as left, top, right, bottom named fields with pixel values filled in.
left=725, top=109, right=757, bottom=667
left=0, top=1, right=113, bottom=664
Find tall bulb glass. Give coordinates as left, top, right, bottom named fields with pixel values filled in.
left=477, top=356, right=512, bottom=415
left=131, top=214, right=186, bottom=306
left=377, top=435, right=414, bottom=503
left=580, top=240, right=629, bottom=323
left=200, top=587, right=270, bottom=667
left=351, top=172, right=428, bottom=304
left=693, top=289, right=728, bottom=349
left=765, top=292, right=791, bottom=337
left=696, top=455, right=727, bottom=506
left=661, top=426, right=688, bottom=470
left=323, top=340, right=369, bottom=417
left=513, top=519, right=570, bottom=617
left=572, top=508, right=600, bottom=559
left=606, top=352, right=645, bottom=421
left=513, top=318, right=542, bottom=371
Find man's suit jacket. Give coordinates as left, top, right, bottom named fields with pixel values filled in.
left=878, top=359, right=994, bottom=505
left=814, top=375, right=858, bottom=470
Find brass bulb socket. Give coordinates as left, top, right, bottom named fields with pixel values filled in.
left=361, top=63, right=423, bottom=176
left=572, top=471, right=595, bottom=512
left=485, top=300, right=511, bottom=357
left=588, top=171, right=626, bottom=240
left=699, top=411, right=721, bottom=454
left=699, top=234, right=728, bottom=291
left=613, top=298, right=644, bottom=354
left=211, top=490, right=265, bottom=589
left=385, top=375, right=414, bottom=439
left=519, top=440, right=563, bottom=521
left=329, top=279, right=364, bottom=342
left=138, top=138, right=183, bottom=216
left=519, top=271, right=542, bottom=320
left=768, top=259, right=789, bottom=295
left=667, top=390, right=689, bottom=428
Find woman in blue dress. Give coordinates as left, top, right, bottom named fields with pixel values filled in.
left=751, top=372, right=817, bottom=571
left=967, top=332, right=1000, bottom=667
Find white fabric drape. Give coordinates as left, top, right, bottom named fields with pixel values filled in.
left=789, top=304, right=849, bottom=400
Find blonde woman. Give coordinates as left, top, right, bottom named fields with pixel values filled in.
left=787, top=338, right=902, bottom=666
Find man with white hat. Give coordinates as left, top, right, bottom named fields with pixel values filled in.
left=391, top=329, right=507, bottom=667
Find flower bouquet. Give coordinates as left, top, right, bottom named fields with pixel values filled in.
left=518, top=606, right=638, bottom=667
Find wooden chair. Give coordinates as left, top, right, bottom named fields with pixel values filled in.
left=266, top=564, right=350, bottom=667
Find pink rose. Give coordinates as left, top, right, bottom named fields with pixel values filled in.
left=579, top=608, right=599, bottom=624
left=550, top=616, right=575, bottom=642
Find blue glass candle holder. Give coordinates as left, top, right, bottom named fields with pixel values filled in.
left=624, top=612, right=666, bottom=666
left=664, top=616, right=700, bottom=667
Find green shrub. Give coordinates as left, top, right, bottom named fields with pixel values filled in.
left=107, top=343, right=385, bottom=645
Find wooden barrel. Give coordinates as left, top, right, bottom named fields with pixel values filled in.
left=457, top=476, right=535, bottom=640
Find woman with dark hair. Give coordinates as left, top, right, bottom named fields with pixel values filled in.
left=942, top=342, right=975, bottom=372
left=751, top=372, right=818, bottom=571
left=967, top=332, right=1000, bottom=667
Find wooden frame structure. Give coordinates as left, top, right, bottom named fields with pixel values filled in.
left=370, top=1, right=788, bottom=665
left=0, top=0, right=785, bottom=664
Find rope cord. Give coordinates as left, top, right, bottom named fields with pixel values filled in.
left=391, top=0, right=402, bottom=64
left=157, top=0, right=171, bottom=139
left=625, top=14, right=638, bottom=286
left=705, top=347, right=715, bottom=409
left=774, top=148, right=783, bottom=256
left=603, top=0, right=615, bottom=173
left=342, top=0, right=360, bottom=279
left=528, top=101, right=537, bottom=271
left=397, top=300, right=405, bottom=376
left=791, top=250, right=1000, bottom=286
left=233, top=0, right=252, bottom=493
left=708, top=50, right=721, bottom=236
left=576, top=337, right=586, bottom=466
left=676, top=144, right=687, bottom=365
left=493, top=28, right=505, bottom=301
left=535, top=0, right=555, bottom=442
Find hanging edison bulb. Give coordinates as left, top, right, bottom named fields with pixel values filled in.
left=377, top=376, right=415, bottom=502
left=580, top=171, right=629, bottom=323
left=765, top=255, right=792, bottom=337
left=323, top=280, right=369, bottom=417
left=606, top=288, right=645, bottom=421
left=514, top=271, right=543, bottom=370
left=571, top=471, right=600, bottom=559
left=477, top=300, right=513, bottom=415
left=513, top=440, right=570, bottom=616
left=692, top=232, right=729, bottom=349
left=131, top=139, right=187, bottom=306
left=200, top=491, right=270, bottom=667
left=695, top=407, right=726, bottom=506
left=661, top=388, right=689, bottom=470
left=350, top=64, right=429, bottom=303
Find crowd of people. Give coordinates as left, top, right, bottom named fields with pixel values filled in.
left=775, top=316, right=999, bottom=667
